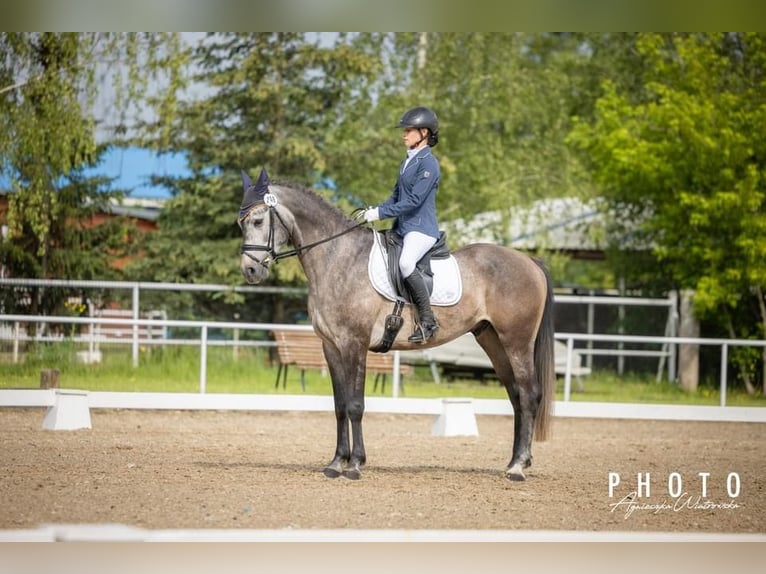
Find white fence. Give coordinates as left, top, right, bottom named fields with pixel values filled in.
left=0, top=277, right=303, bottom=368
left=2, top=312, right=764, bottom=407
left=555, top=292, right=677, bottom=379
left=557, top=332, right=766, bottom=407
left=0, top=277, right=678, bottom=374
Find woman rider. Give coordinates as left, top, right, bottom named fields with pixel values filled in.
left=359, top=106, right=441, bottom=344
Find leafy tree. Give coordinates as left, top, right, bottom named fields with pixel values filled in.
left=0, top=32, right=185, bottom=316
left=327, top=33, right=596, bottom=249
left=133, top=33, right=652, bottom=306
left=322, top=34, right=412, bottom=209
left=429, top=33, right=584, bottom=215
left=568, top=33, right=766, bottom=392
left=128, top=33, right=382, bottom=321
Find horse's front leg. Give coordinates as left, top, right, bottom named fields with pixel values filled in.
left=321, top=341, right=367, bottom=480
left=323, top=358, right=349, bottom=479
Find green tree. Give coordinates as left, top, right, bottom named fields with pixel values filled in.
left=428, top=33, right=585, bottom=216
left=129, top=33, right=382, bottom=321
left=568, top=33, right=766, bottom=392
left=322, top=33, right=411, bottom=209
left=327, top=33, right=595, bottom=247
left=0, top=32, right=185, bottom=315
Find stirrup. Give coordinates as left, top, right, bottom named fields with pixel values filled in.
left=408, top=322, right=438, bottom=344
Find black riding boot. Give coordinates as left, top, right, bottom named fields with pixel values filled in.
left=404, top=272, right=438, bottom=344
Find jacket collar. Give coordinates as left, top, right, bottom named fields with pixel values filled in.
left=410, top=145, right=431, bottom=160
left=401, top=145, right=431, bottom=173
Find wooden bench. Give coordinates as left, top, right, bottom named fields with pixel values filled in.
left=93, top=308, right=168, bottom=341
left=271, top=329, right=412, bottom=394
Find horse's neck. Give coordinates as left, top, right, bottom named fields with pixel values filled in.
left=281, top=191, right=344, bottom=246
left=281, top=191, right=368, bottom=284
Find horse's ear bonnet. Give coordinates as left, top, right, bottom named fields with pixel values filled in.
left=239, top=168, right=270, bottom=219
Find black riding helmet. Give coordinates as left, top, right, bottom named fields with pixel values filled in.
left=396, top=106, right=439, bottom=147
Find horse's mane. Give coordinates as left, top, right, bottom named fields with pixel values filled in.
left=275, top=180, right=357, bottom=227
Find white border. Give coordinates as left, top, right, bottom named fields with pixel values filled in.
left=1, top=524, right=765, bottom=542
left=1, top=390, right=764, bottom=423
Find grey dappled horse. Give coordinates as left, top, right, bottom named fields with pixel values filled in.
left=238, top=169, right=555, bottom=481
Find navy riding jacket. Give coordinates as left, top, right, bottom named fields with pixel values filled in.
left=377, top=146, right=440, bottom=239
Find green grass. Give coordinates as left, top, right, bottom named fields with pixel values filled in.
left=1, top=342, right=765, bottom=407
left=554, top=371, right=765, bottom=406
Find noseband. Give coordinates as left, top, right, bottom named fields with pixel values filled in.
left=240, top=203, right=364, bottom=268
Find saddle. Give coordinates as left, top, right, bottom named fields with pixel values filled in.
left=369, top=230, right=454, bottom=353
left=381, top=230, right=451, bottom=302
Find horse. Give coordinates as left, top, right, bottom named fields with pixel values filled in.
left=237, top=169, right=555, bottom=481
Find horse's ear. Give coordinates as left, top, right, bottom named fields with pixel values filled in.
left=239, top=168, right=271, bottom=218
left=241, top=169, right=253, bottom=194
left=254, top=167, right=269, bottom=192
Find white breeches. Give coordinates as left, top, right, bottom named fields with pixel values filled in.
left=399, top=231, right=437, bottom=278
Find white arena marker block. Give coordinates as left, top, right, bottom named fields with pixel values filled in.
left=42, top=389, right=92, bottom=431
left=432, top=398, right=479, bottom=437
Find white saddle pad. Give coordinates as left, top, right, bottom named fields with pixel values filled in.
left=367, top=232, right=462, bottom=306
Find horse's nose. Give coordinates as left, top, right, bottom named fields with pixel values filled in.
left=243, top=265, right=258, bottom=284
left=241, top=254, right=268, bottom=284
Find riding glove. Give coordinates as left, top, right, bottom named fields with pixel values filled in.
left=362, top=207, right=380, bottom=222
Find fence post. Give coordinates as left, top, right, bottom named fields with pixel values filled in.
left=586, top=291, right=595, bottom=371
left=13, top=321, right=20, bottom=363
left=618, top=278, right=625, bottom=375
left=132, top=284, right=140, bottom=368
left=563, top=338, right=574, bottom=402
left=87, top=300, right=96, bottom=357
left=679, top=289, right=700, bottom=391
left=668, top=290, right=678, bottom=381
left=720, top=344, right=728, bottom=407
left=199, top=325, right=208, bottom=394
left=40, top=368, right=60, bottom=389
left=392, top=351, right=401, bottom=398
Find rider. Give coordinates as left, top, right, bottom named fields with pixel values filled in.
left=360, top=106, right=441, bottom=344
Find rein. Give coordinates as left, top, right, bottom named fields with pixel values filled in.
left=240, top=205, right=365, bottom=267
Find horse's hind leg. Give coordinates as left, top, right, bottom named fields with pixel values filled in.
left=503, top=354, right=540, bottom=481
left=475, top=326, right=539, bottom=481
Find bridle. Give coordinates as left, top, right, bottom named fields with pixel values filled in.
left=239, top=202, right=364, bottom=269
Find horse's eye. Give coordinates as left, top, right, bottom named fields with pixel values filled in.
left=252, top=217, right=264, bottom=227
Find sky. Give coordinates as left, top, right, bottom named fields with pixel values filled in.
left=85, top=147, right=190, bottom=199
left=85, top=34, right=202, bottom=199
left=0, top=146, right=189, bottom=200
left=4, top=34, right=337, bottom=201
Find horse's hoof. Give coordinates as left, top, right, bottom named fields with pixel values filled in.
left=323, top=466, right=342, bottom=479
left=505, top=465, right=526, bottom=481
left=342, top=467, right=362, bottom=480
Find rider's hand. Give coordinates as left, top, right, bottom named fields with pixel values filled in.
left=362, top=207, right=380, bottom=223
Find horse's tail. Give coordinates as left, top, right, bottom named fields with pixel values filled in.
left=532, top=258, right=555, bottom=441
